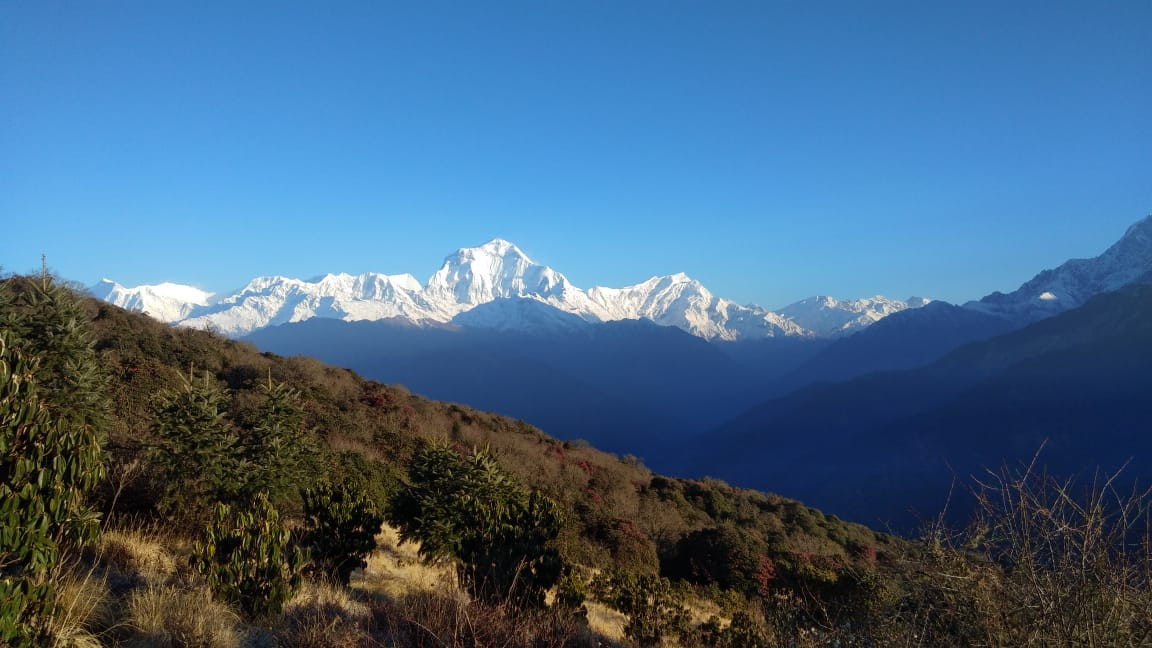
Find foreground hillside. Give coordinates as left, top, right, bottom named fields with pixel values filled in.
left=4, top=274, right=1151, bottom=647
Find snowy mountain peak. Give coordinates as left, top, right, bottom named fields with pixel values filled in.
left=966, top=214, right=1152, bottom=324
left=778, top=294, right=929, bottom=337
left=426, top=239, right=574, bottom=307
left=91, top=279, right=214, bottom=323
left=471, top=238, right=527, bottom=258
left=97, top=237, right=925, bottom=341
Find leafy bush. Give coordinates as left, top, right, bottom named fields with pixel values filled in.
left=1, top=274, right=107, bottom=646
left=590, top=568, right=688, bottom=647
left=387, top=444, right=565, bottom=609
left=662, top=524, right=769, bottom=596
left=191, top=494, right=305, bottom=619
left=301, top=480, right=384, bottom=585
left=699, top=610, right=770, bottom=648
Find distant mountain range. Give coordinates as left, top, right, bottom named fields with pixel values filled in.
left=93, top=239, right=927, bottom=341
left=93, top=215, right=1152, bottom=528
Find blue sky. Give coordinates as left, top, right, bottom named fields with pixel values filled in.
left=2, top=1, right=1149, bottom=308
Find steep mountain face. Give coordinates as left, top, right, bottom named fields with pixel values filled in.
left=585, top=273, right=808, bottom=340
left=180, top=272, right=437, bottom=336
left=96, top=239, right=920, bottom=341
left=966, top=214, right=1152, bottom=324
left=91, top=279, right=214, bottom=322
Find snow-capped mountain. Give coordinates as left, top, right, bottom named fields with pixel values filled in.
left=180, top=272, right=438, bottom=336
left=585, top=273, right=808, bottom=340
left=965, top=214, right=1152, bottom=324
left=778, top=295, right=932, bottom=338
left=90, top=279, right=215, bottom=322
left=94, top=238, right=923, bottom=340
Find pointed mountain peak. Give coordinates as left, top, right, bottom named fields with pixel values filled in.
left=459, top=238, right=530, bottom=261
left=1124, top=213, right=1152, bottom=233
left=1110, top=213, right=1152, bottom=252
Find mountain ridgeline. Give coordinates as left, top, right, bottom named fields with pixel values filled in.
left=97, top=215, right=1152, bottom=528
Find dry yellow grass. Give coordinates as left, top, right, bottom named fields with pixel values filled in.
left=583, top=599, right=627, bottom=644
left=124, top=585, right=243, bottom=648
left=274, top=580, right=371, bottom=648
left=49, top=564, right=114, bottom=648
left=684, top=593, right=723, bottom=628
left=350, top=523, right=461, bottom=600
left=98, top=527, right=179, bottom=588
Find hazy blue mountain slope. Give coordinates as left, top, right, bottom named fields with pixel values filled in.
left=690, top=282, right=1152, bottom=529
left=781, top=301, right=1017, bottom=388
left=779, top=217, right=1152, bottom=388
left=244, top=307, right=780, bottom=457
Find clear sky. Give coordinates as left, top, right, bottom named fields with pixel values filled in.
left=2, top=1, right=1149, bottom=308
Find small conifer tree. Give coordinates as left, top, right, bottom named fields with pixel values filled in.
left=239, top=376, right=313, bottom=502
left=150, top=371, right=239, bottom=519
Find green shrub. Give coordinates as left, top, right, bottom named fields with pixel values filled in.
left=1, top=274, right=107, bottom=647
left=662, top=524, right=768, bottom=596
left=387, top=444, right=565, bottom=609
left=591, top=568, right=688, bottom=647
left=301, top=480, right=384, bottom=585
left=699, top=610, right=769, bottom=648
left=239, top=377, right=314, bottom=503
left=150, top=371, right=239, bottom=519
left=191, top=494, right=305, bottom=619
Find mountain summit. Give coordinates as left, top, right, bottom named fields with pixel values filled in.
left=966, top=214, right=1152, bottom=323
left=96, top=238, right=925, bottom=340
left=426, top=239, right=582, bottom=308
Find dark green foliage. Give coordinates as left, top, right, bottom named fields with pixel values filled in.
left=1, top=273, right=109, bottom=430
left=699, top=610, right=769, bottom=648
left=388, top=444, right=565, bottom=608
left=0, top=275, right=107, bottom=647
left=301, top=480, right=384, bottom=585
left=0, top=335, right=62, bottom=645
left=149, top=371, right=239, bottom=519
left=151, top=371, right=316, bottom=519
left=663, top=525, right=769, bottom=596
left=552, top=567, right=589, bottom=621
left=239, top=377, right=313, bottom=502
left=591, top=568, right=689, bottom=647
left=191, top=493, right=305, bottom=619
